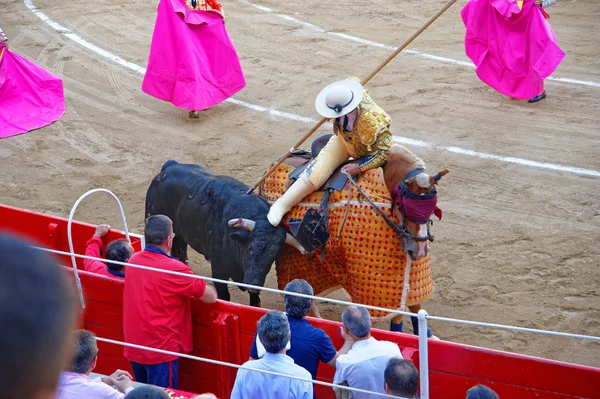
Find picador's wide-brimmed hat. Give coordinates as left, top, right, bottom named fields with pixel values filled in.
left=315, top=79, right=365, bottom=118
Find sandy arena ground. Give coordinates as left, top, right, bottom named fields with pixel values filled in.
left=1, top=0, right=599, bottom=367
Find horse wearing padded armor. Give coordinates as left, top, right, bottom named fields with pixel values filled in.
left=256, top=138, right=449, bottom=334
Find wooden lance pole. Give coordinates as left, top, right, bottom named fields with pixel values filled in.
left=246, top=0, right=457, bottom=195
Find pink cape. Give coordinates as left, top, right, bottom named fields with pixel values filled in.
left=0, top=44, right=65, bottom=138
left=461, top=0, right=565, bottom=99
left=142, top=0, right=246, bottom=110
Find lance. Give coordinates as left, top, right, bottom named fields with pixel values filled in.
left=246, top=0, right=457, bottom=195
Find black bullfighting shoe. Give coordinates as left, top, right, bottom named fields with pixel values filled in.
left=188, top=110, right=201, bottom=119
left=528, top=91, right=547, bottom=103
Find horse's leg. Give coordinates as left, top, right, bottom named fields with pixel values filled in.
left=407, top=303, right=438, bottom=339
left=308, top=301, right=321, bottom=318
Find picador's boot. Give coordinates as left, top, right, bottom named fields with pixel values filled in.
left=390, top=320, right=404, bottom=332
left=267, top=175, right=316, bottom=227
left=411, top=315, right=438, bottom=339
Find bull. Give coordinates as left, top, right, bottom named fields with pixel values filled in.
left=145, top=160, right=307, bottom=307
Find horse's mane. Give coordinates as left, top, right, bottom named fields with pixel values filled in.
left=388, top=144, right=426, bottom=169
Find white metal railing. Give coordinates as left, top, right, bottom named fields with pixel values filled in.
left=67, top=189, right=133, bottom=309
left=33, top=246, right=600, bottom=399
left=95, top=337, right=408, bottom=398
left=27, top=190, right=598, bottom=399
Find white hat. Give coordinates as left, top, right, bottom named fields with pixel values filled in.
left=315, top=79, right=365, bottom=118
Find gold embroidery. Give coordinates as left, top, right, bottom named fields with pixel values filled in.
left=185, top=0, right=208, bottom=10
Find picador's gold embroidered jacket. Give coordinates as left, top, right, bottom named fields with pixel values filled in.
left=333, top=78, right=393, bottom=172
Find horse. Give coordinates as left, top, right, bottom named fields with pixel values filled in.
left=258, top=141, right=449, bottom=335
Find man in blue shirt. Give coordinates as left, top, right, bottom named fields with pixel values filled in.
left=232, top=310, right=313, bottom=399
left=249, top=279, right=353, bottom=397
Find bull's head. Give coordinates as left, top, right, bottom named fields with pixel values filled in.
left=392, top=168, right=449, bottom=261
left=227, top=218, right=307, bottom=288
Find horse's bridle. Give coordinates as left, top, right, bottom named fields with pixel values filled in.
left=394, top=168, right=436, bottom=243
left=341, top=169, right=436, bottom=244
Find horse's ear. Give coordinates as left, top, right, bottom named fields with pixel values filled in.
left=432, top=168, right=450, bottom=184
left=404, top=179, right=412, bottom=186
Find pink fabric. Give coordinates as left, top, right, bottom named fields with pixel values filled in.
left=391, top=186, right=442, bottom=223
left=142, top=0, right=246, bottom=110
left=461, top=0, right=565, bottom=99
left=0, top=43, right=65, bottom=138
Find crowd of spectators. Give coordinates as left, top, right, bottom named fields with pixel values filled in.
left=0, top=219, right=502, bottom=399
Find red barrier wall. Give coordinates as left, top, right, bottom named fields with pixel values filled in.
left=1, top=204, right=599, bottom=399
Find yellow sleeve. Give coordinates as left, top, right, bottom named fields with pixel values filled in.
left=358, top=129, right=393, bottom=172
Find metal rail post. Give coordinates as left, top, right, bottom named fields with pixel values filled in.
left=418, top=309, right=430, bottom=399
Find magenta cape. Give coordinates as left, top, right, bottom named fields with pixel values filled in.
left=461, top=0, right=565, bottom=99
left=0, top=44, right=65, bottom=138
left=142, top=0, right=246, bottom=110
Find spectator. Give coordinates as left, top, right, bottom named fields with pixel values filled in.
left=123, top=215, right=217, bottom=389
left=333, top=306, right=402, bottom=399
left=125, top=385, right=169, bottom=398
left=466, top=385, right=499, bottom=399
left=232, top=310, right=313, bottom=399
left=84, top=224, right=134, bottom=279
left=0, top=234, right=77, bottom=399
left=250, top=279, right=353, bottom=397
left=57, top=330, right=135, bottom=399
left=384, top=358, right=418, bottom=399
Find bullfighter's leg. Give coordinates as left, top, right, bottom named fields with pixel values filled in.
left=267, top=135, right=350, bottom=227
left=170, top=235, right=189, bottom=264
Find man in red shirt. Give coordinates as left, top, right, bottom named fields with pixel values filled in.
left=123, top=215, right=218, bottom=389
left=84, top=224, right=134, bottom=279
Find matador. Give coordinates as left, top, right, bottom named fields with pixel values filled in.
left=268, top=77, right=394, bottom=227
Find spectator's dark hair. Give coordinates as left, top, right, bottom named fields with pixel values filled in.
left=284, top=279, right=313, bottom=318
left=467, top=385, right=499, bottom=399
left=67, top=330, right=98, bottom=374
left=125, top=385, right=170, bottom=399
left=341, top=305, right=371, bottom=338
left=257, top=310, right=290, bottom=354
left=145, top=215, right=172, bottom=246
left=384, top=358, right=419, bottom=398
left=105, top=239, right=132, bottom=271
left=0, top=234, right=76, bottom=399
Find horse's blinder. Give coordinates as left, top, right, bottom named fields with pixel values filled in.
left=391, top=169, right=441, bottom=243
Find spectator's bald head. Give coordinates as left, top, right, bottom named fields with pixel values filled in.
left=0, top=234, right=77, bottom=399
left=341, top=305, right=371, bottom=339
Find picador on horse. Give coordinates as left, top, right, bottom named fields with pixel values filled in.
left=261, top=76, right=449, bottom=337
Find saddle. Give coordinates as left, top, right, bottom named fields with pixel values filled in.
left=285, top=134, right=358, bottom=192
left=283, top=134, right=359, bottom=257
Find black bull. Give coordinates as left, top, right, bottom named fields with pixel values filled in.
left=145, top=160, right=307, bottom=307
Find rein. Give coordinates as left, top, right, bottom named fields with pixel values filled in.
left=341, top=170, right=435, bottom=243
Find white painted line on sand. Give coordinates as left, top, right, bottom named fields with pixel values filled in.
left=23, top=0, right=600, bottom=178
left=236, top=0, right=600, bottom=88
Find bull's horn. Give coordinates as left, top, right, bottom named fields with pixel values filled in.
left=228, top=218, right=256, bottom=231
left=285, top=233, right=308, bottom=256
left=432, top=168, right=450, bottom=182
